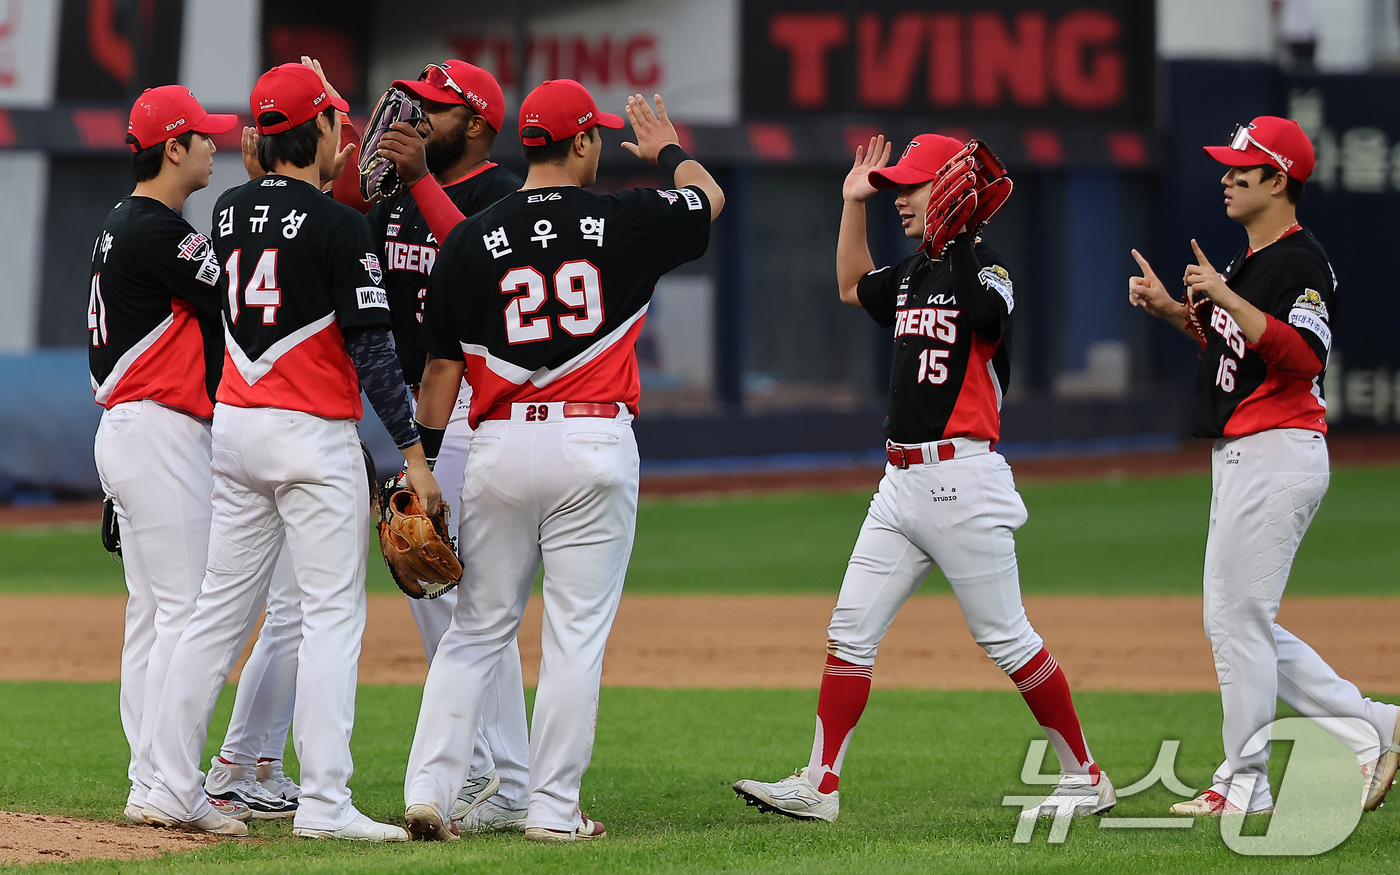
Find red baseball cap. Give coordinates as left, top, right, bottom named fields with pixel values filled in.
left=127, top=86, right=237, bottom=152
left=1204, top=116, right=1315, bottom=182
left=869, top=134, right=966, bottom=189
left=250, top=64, right=350, bottom=135
left=518, top=79, right=623, bottom=147
left=393, top=61, right=505, bottom=133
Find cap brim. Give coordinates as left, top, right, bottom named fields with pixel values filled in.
left=869, top=164, right=936, bottom=190
left=596, top=111, right=625, bottom=130
left=1203, top=144, right=1264, bottom=167
left=329, top=95, right=350, bottom=113
left=392, top=79, right=462, bottom=106
left=193, top=113, right=239, bottom=136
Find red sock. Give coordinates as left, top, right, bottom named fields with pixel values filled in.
left=807, top=655, right=873, bottom=794
left=1009, top=648, right=1098, bottom=781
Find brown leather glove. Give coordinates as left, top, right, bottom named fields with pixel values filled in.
left=376, top=474, right=462, bottom=599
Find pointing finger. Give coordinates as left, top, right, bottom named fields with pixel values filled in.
left=1190, top=239, right=1214, bottom=270
left=1130, top=248, right=1159, bottom=282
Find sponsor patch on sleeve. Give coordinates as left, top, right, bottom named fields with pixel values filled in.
left=176, top=232, right=221, bottom=285
left=978, top=265, right=1015, bottom=313
left=667, top=188, right=703, bottom=211
left=356, top=287, right=389, bottom=310
left=1292, top=288, right=1329, bottom=320
left=1289, top=309, right=1332, bottom=349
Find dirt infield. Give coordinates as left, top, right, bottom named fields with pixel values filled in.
left=4, top=593, right=1398, bottom=693
left=0, top=810, right=224, bottom=865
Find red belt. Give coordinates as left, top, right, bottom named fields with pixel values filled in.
left=887, top=441, right=956, bottom=468
left=481, top=402, right=621, bottom=421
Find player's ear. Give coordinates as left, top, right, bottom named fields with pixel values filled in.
left=164, top=137, right=183, bottom=166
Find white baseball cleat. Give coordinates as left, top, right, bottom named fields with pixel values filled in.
left=523, top=812, right=606, bottom=842
left=123, top=803, right=147, bottom=824
left=204, top=757, right=297, bottom=819
left=1169, top=790, right=1273, bottom=816
left=454, top=799, right=528, bottom=834
left=405, top=803, right=458, bottom=842
left=255, top=759, right=301, bottom=802
left=448, top=770, right=500, bottom=824
left=1362, top=717, right=1400, bottom=812
left=141, top=803, right=248, bottom=836
left=293, top=812, right=409, bottom=842
left=733, top=767, right=840, bottom=822
left=1037, top=771, right=1116, bottom=817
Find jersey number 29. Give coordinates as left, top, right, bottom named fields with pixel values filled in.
left=501, top=261, right=603, bottom=344
left=224, top=250, right=281, bottom=325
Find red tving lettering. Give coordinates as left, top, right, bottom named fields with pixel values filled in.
left=856, top=12, right=924, bottom=108
left=769, top=13, right=849, bottom=109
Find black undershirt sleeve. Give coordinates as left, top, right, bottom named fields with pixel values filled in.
left=947, top=233, right=1000, bottom=329
left=343, top=325, right=420, bottom=450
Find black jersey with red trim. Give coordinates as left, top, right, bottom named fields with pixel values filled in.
left=1191, top=227, right=1334, bottom=438
left=211, top=175, right=391, bottom=420
left=420, top=184, right=711, bottom=427
left=857, top=242, right=1014, bottom=445
left=365, top=163, right=521, bottom=385
left=87, top=196, right=224, bottom=418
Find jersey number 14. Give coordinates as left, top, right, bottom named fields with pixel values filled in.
left=224, top=250, right=281, bottom=325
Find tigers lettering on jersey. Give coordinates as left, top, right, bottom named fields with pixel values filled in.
left=86, top=196, right=225, bottom=417
left=212, top=175, right=389, bottom=420
left=1190, top=228, right=1335, bottom=438
left=420, top=185, right=711, bottom=427
left=856, top=242, right=1014, bottom=446
left=364, top=162, right=521, bottom=384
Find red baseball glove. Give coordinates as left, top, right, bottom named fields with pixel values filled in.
left=922, top=155, right=979, bottom=260
left=964, top=139, right=1013, bottom=233
left=1184, top=288, right=1210, bottom=351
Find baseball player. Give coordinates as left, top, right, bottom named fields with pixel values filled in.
left=400, top=81, right=724, bottom=842
left=91, top=85, right=299, bottom=826
left=141, top=63, right=440, bottom=840
left=733, top=134, right=1114, bottom=821
left=1130, top=116, right=1399, bottom=815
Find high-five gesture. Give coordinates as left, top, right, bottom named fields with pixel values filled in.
left=621, top=93, right=680, bottom=165
left=844, top=135, right=891, bottom=203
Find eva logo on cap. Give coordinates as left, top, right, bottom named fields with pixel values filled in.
left=164, top=118, right=187, bottom=132
left=577, top=110, right=594, bottom=125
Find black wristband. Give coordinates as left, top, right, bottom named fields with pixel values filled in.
left=657, top=143, right=693, bottom=177
left=416, top=421, right=445, bottom=462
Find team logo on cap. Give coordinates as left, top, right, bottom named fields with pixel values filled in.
left=901, top=141, right=921, bottom=160
left=360, top=253, right=383, bottom=284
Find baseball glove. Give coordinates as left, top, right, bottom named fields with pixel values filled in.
left=922, top=155, right=979, bottom=260
left=101, top=496, right=121, bottom=558
left=1184, top=288, right=1211, bottom=351
left=358, top=88, right=429, bottom=203
left=376, top=473, right=461, bottom=600
left=964, top=139, right=1013, bottom=233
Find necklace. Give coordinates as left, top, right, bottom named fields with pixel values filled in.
left=1250, top=222, right=1300, bottom=255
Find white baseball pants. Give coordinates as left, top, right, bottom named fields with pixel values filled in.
left=220, top=545, right=300, bottom=764
left=404, top=383, right=530, bottom=807
left=405, top=405, right=639, bottom=832
left=1204, top=428, right=1398, bottom=811
left=96, top=400, right=214, bottom=808
left=146, top=404, right=372, bottom=831
left=827, top=440, right=1044, bottom=674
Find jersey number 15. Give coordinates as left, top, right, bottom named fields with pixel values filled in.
left=224, top=250, right=280, bottom=325
left=501, top=261, right=603, bottom=344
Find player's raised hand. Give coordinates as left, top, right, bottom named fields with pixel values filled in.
left=241, top=126, right=266, bottom=180
left=377, top=121, right=430, bottom=188
left=1128, top=249, right=1185, bottom=321
left=621, top=93, right=680, bottom=165
left=844, top=135, right=891, bottom=203
left=1184, top=239, right=1233, bottom=305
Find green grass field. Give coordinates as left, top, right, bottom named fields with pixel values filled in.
left=2, top=465, right=1399, bottom=872
left=5, top=466, right=1398, bottom=597
left=2, top=682, right=1399, bottom=874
